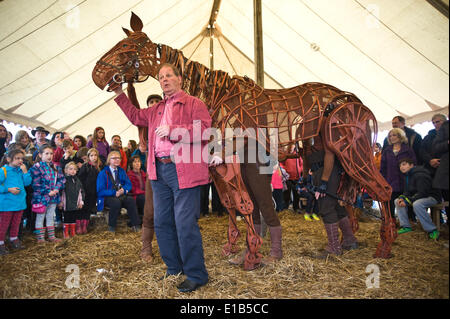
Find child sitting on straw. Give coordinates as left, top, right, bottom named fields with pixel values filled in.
left=395, top=157, right=441, bottom=240
left=0, top=149, right=32, bottom=255
left=59, top=162, right=85, bottom=239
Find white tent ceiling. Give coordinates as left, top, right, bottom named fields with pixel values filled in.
left=0, top=0, right=448, bottom=144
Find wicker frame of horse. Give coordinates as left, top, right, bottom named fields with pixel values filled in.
left=92, top=13, right=397, bottom=268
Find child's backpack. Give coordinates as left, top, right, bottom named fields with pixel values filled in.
left=1, top=166, right=6, bottom=186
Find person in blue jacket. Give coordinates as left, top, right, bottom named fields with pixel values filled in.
left=96, top=151, right=141, bottom=232
left=0, top=148, right=32, bottom=255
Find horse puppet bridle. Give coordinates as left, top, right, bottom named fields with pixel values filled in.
left=94, top=33, right=161, bottom=92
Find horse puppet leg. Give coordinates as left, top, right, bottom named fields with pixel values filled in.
left=210, top=157, right=263, bottom=270
left=344, top=204, right=359, bottom=234
left=209, top=166, right=241, bottom=256
left=228, top=162, right=262, bottom=270
left=374, top=201, right=397, bottom=258
left=242, top=213, right=263, bottom=271
left=223, top=208, right=241, bottom=256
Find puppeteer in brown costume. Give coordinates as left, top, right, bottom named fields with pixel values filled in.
left=302, top=121, right=358, bottom=258
left=126, top=85, right=162, bottom=263
left=215, top=140, right=282, bottom=267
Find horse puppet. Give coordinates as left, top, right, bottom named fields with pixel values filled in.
left=92, top=13, right=397, bottom=269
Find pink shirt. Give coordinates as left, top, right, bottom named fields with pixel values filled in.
left=114, top=90, right=212, bottom=189
left=271, top=167, right=283, bottom=189
left=154, top=92, right=179, bottom=157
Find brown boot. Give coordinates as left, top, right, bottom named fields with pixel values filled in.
left=262, top=225, right=282, bottom=265
left=141, top=226, right=154, bottom=263
left=313, top=222, right=342, bottom=259
left=338, top=216, right=358, bottom=250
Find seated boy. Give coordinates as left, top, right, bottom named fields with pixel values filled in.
left=395, top=158, right=441, bottom=239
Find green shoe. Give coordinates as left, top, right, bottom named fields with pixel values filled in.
left=397, top=227, right=412, bottom=234
left=428, top=230, right=439, bottom=240
left=311, top=213, right=320, bottom=221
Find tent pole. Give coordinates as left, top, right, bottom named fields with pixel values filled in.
left=426, top=0, right=449, bottom=18
left=208, top=0, right=222, bottom=71
left=209, top=27, right=214, bottom=71
left=253, top=0, right=264, bottom=86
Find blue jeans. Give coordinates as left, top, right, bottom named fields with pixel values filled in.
left=151, top=161, right=208, bottom=285
left=395, top=197, right=438, bottom=233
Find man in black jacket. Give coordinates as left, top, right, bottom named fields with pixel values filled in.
left=432, top=119, right=449, bottom=224
left=394, top=158, right=441, bottom=240
left=420, top=114, right=447, bottom=176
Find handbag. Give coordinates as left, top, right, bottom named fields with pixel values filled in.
left=32, top=203, right=47, bottom=213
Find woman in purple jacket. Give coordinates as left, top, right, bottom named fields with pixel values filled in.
left=86, top=127, right=110, bottom=165
left=381, top=128, right=417, bottom=218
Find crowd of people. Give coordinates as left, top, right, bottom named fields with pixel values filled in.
left=0, top=114, right=447, bottom=248
left=379, top=114, right=448, bottom=240
left=0, top=123, right=156, bottom=255
left=269, top=113, right=449, bottom=241
left=0, top=61, right=448, bottom=293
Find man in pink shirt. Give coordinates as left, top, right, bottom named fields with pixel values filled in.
left=113, top=63, right=211, bottom=293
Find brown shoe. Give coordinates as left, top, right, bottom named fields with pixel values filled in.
left=141, top=226, right=154, bottom=263
left=141, top=253, right=153, bottom=263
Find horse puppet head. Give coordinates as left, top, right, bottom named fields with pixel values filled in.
left=92, top=12, right=160, bottom=91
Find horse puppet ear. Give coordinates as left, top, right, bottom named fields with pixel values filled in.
left=122, top=27, right=132, bottom=36
left=130, top=12, right=143, bottom=32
